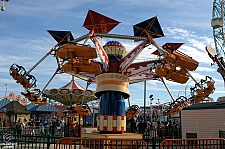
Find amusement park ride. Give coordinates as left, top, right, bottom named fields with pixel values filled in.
left=1, top=0, right=9, bottom=11
left=206, top=0, right=225, bottom=84
left=9, top=9, right=215, bottom=137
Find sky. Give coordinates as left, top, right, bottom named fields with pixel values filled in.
left=0, top=0, right=224, bottom=107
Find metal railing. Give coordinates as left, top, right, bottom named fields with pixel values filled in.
left=0, top=133, right=61, bottom=149
left=0, top=126, right=180, bottom=148
left=160, top=138, right=225, bottom=149
left=55, top=137, right=148, bottom=149
left=1, top=126, right=224, bottom=149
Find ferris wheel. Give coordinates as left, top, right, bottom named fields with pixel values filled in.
left=211, top=0, right=225, bottom=57
left=206, top=0, right=225, bottom=81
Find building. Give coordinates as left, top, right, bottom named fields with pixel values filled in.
left=27, top=103, right=60, bottom=120
left=181, top=98, right=225, bottom=138
left=2, top=100, right=30, bottom=123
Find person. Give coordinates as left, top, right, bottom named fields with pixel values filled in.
left=29, top=120, right=35, bottom=136
left=137, top=119, right=147, bottom=137
left=60, top=118, right=65, bottom=136
left=49, top=119, right=57, bottom=136
left=3, top=129, right=14, bottom=144
left=22, top=119, right=27, bottom=129
left=25, top=121, right=31, bottom=135
left=130, top=120, right=137, bottom=133
left=42, top=120, right=49, bottom=135
left=6, top=119, right=11, bottom=127
left=3, top=119, right=6, bottom=127
left=69, top=117, right=76, bottom=137
left=15, top=118, right=22, bottom=136
left=157, top=121, right=163, bottom=139
left=86, top=122, right=93, bottom=127
left=0, top=118, right=2, bottom=127
left=35, top=119, right=41, bottom=127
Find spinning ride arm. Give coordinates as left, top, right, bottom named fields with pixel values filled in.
left=90, top=36, right=109, bottom=72
left=28, top=30, right=74, bottom=74
left=20, top=68, right=59, bottom=106
left=27, top=48, right=55, bottom=74
left=82, top=9, right=121, bottom=72
left=124, top=60, right=164, bottom=77
left=9, top=31, right=72, bottom=90
left=119, top=41, right=149, bottom=72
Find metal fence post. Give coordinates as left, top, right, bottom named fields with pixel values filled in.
left=47, top=134, right=51, bottom=149
left=152, top=137, right=156, bottom=149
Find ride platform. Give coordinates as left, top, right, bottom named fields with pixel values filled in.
left=81, top=132, right=143, bottom=149
left=81, top=131, right=143, bottom=139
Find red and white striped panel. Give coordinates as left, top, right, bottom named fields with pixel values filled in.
left=60, top=80, right=84, bottom=90
left=97, top=115, right=126, bottom=133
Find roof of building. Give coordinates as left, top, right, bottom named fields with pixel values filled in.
left=0, top=109, right=6, bottom=113
left=183, top=101, right=225, bottom=110
left=29, top=105, right=60, bottom=112
left=0, top=98, right=10, bottom=109
left=2, top=101, right=30, bottom=114
left=26, top=103, right=35, bottom=110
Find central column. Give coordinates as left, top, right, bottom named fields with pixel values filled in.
left=95, top=73, right=130, bottom=134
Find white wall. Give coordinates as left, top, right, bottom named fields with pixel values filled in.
left=181, top=108, right=225, bottom=138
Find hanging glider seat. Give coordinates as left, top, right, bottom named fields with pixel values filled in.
left=155, top=65, right=173, bottom=77
left=126, top=105, right=140, bottom=120
left=9, top=64, right=37, bottom=89
left=21, top=90, right=41, bottom=102
left=74, top=105, right=91, bottom=116
left=203, top=81, right=215, bottom=97
left=173, top=52, right=199, bottom=71
left=193, top=89, right=205, bottom=104
left=10, top=64, right=26, bottom=82
left=57, top=44, right=97, bottom=59
left=166, top=71, right=189, bottom=84
left=164, top=53, right=179, bottom=65
left=35, top=98, right=47, bottom=106
left=62, top=59, right=101, bottom=74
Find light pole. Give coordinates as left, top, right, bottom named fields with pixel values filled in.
left=155, top=99, right=160, bottom=121
left=149, top=95, right=153, bottom=122
left=5, top=84, right=8, bottom=97
left=143, top=81, right=146, bottom=121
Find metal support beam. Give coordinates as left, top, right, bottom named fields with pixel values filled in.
left=72, top=33, right=148, bottom=43
left=160, top=77, right=175, bottom=102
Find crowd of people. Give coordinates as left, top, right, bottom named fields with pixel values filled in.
left=5, top=117, right=66, bottom=137
left=0, top=116, right=95, bottom=138
left=129, top=119, right=180, bottom=139
left=0, top=116, right=179, bottom=140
